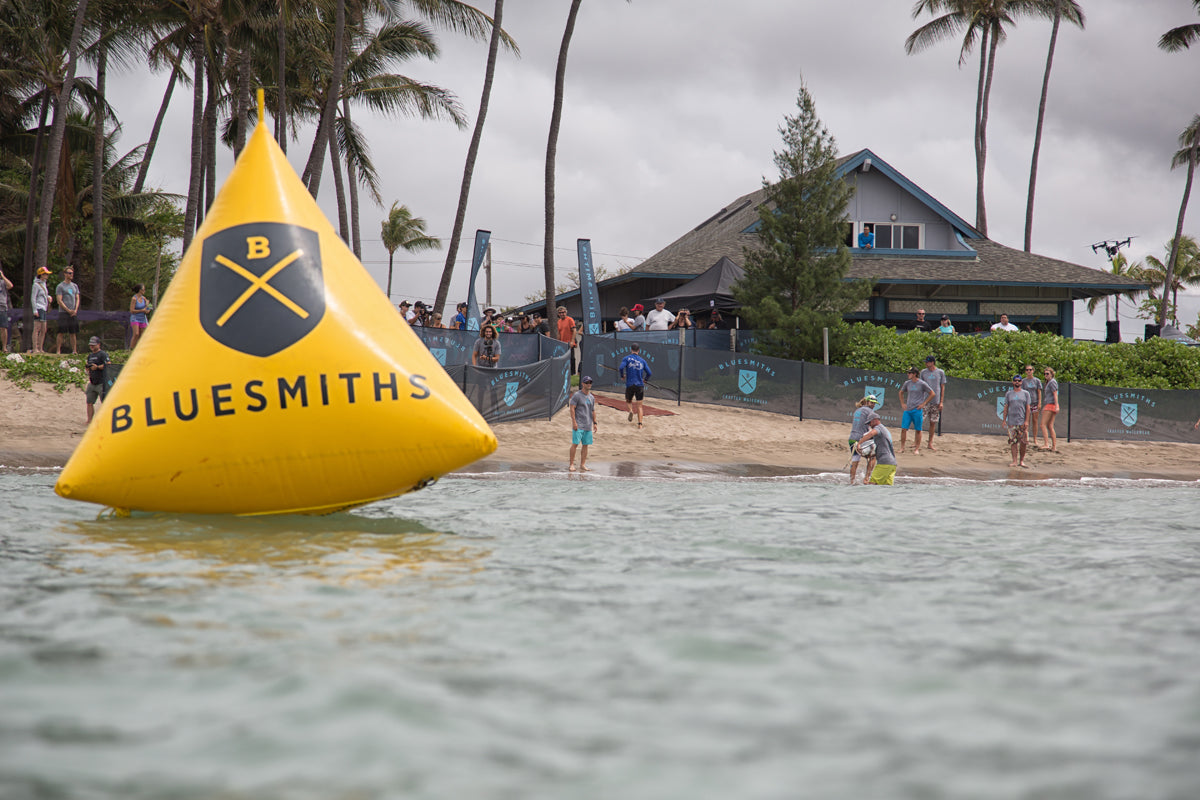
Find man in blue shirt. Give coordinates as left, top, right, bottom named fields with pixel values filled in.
left=858, top=224, right=874, bottom=249
left=618, top=343, right=652, bottom=429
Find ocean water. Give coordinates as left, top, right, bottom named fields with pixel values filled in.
left=2, top=468, right=1199, bottom=800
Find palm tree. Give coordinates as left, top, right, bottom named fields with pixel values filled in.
left=433, top=0, right=517, bottom=317
left=1138, top=236, right=1200, bottom=326
left=1159, top=0, right=1200, bottom=51
left=1086, top=251, right=1145, bottom=322
left=380, top=202, right=441, bottom=300
left=1023, top=0, right=1084, bottom=251
left=543, top=0, right=583, bottom=322
left=906, top=0, right=1053, bottom=236
left=1157, top=0, right=1200, bottom=327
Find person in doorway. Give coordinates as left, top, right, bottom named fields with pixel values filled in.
left=858, top=413, right=898, bottom=485
left=568, top=375, right=597, bottom=472
left=129, top=284, right=151, bottom=348
left=1040, top=367, right=1060, bottom=452
left=31, top=266, right=51, bottom=353
left=898, top=367, right=935, bottom=455
left=920, top=355, right=947, bottom=451
left=84, top=335, right=109, bottom=424
left=848, top=394, right=879, bottom=485
left=858, top=224, right=875, bottom=249
left=619, top=342, right=652, bottom=430
left=55, top=266, right=81, bottom=354
left=1003, top=374, right=1032, bottom=468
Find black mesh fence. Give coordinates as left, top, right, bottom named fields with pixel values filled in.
left=578, top=337, right=681, bottom=402
left=681, top=348, right=804, bottom=415
left=1066, top=384, right=1200, bottom=443
left=415, top=328, right=567, bottom=368
left=447, top=351, right=571, bottom=424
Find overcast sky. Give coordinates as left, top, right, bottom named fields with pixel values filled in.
left=114, top=0, right=1199, bottom=339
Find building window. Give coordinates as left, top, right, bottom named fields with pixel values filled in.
left=870, top=223, right=922, bottom=250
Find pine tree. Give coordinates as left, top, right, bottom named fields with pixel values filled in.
left=733, top=82, right=872, bottom=361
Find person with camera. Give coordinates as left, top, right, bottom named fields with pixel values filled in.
left=670, top=308, right=693, bottom=329
left=472, top=323, right=501, bottom=368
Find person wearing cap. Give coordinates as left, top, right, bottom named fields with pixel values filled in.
left=937, top=315, right=956, bottom=334
left=629, top=303, right=646, bottom=331
left=898, top=366, right=935, bottom=455
left=1003, top=374, right=1033, bottom=467
left=55, top=266, right=81, bottom=354
left=31, top=267, right=52, bottom=353
left=452, top=302, right=469, bottom=331
left=645, top=298, right=675, bottom=331
left=848, top=393, right=879, bottom=485
left=398, top=300, right=414, bottom=323
left=0, top=265, right=13, bottom=354
left=618, top=343, right=652, bottom=429
left=919, top=355, right=947, bottom=451
left=531, top=311, right=550, bottom=337
left=84, top=335, right=109, bottom=423
left=568, top=375, right=597, bottom=472
left=857, top=412, right=898, bottom=486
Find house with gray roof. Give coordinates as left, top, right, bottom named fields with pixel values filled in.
left=528, top=148, right=1147, bottom=336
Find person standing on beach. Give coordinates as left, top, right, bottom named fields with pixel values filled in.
left=0, top=265, right=12, bottom=353
left=898, top=367, right=935, bottom=455
left=472, top=324, right=501, bottom=367
left=1020, top=364, right=1043, bottom=448
left=619, top=343, right=652, bottom=429
left=857, top=413, right=897, bottom=485
left=848, top=393, right=879, bottom=485
left=129, top=284, right=151, bottom=348
left=1003, top=374, right=1032, bottom=467
left=31, top=267, right=51, bottom=353
left=1041, top=367, right=1060, bottom=452
left=920, top=355, right=947, bottom=451
left=84, top=335, right=109, bottom=424
left=568, top=376, right=597, bottom=472
left=55, top=266, right=80, bottom=354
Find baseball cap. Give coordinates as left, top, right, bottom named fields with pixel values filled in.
left=37, top=266, right=51, bottom=275
left=925, top=355, right=936, bottom=363
left=907, top=367, right=919, bottom=374
left=581, top=376, right=593, bottom=384
left=1013, top=374, right=1023, bottom=381
left=632, top=303, right=643, bottom=312
left=654, top=298, right=665, bottom=304
left=399, top=300, right=411, bottom=307
left=865, top=410, right=881, bottom=422
left=88, top=336, right=100, bottom=345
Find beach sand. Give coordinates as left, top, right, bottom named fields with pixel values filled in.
left=4, top=379, right=1198, bottom=482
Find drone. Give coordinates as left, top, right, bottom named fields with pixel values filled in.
left=1091, top=237, right=1135, bottom=260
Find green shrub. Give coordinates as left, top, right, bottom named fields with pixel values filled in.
left=2, top=351, right=129, bottom=393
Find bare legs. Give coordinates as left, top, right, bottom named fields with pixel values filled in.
left=1041, top=409, right=1058, bottom=452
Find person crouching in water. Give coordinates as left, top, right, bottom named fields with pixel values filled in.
left=857, top=412, right=898, bottom=485
left=848, top=393, right=879, bottom=485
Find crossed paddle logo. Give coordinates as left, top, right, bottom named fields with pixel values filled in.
left=200, top=223, right=326, bottom=356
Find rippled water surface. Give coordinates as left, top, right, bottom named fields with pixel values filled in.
left=2, top=470, right=1199, bottom=800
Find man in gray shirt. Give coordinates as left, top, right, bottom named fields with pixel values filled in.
left=1003, top=374, right=1032, bottom=468
left=919, top=355, right=947, bottom=451
left=858, top=412, right=898, bottom=485
left=899, top=367, right=935, bottom=455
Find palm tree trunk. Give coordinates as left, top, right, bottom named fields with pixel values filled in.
left=183, top=36, right=205, bottom=252
left=235, top=47, right=252, bottom=156
left=329, top=129, right=350, bottom=242
left=435, top=0, right=505, bottom=317
left=34, top=0, right=90, bottom=276
left=92, top=41, right=107, bottom=309
left=104, top=55, right=180, bottom=284
left=544, top=0, right=583, bottom=321
left=972, top=26, right=989, bottom=234
left=976, top=27, right=1000, bottom=238
left=276, top=0, right=288, bottom=152
left=1025, top=8, right=1062, bottom=252
left=342, top=97, right=362, bottom=258
left=386, top=251, right=395, bottom=299
left=21, top=95, right=51, bottom=352
left=1161, top=140, right=1198, bottom=327
left=302, top=0, right=346, bottom=198
left=203, top=49, right=219, bottom=217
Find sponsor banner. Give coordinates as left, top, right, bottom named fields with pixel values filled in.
left=682, top=348, right=801, bottom=416
left=457, top=353, right=571, bottom=423
left=1068, top=384, right=1200, bottom=443
left=464, top=230, right=489, bottom=332
left=578, top=338, right=679, bottom=401
left=576, top=240, right=604, bottom=336
left=802, top=364, right=905, bottom=428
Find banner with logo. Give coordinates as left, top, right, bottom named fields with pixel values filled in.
left=576, top=239, right=604, bottom=336
left=800, top=364, right=906, bottom=428
left=1066, top=383, right=1200, bottom=443
left=465, top=229, right=490, bottom=332
left=451, top=352, right=571, bottom=423
left=681, top=348, right=802, bottom=416
left=578, top=337, right=680, bottom=402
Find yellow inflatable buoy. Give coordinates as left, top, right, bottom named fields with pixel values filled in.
left=55, top=92, right=497, bottom=515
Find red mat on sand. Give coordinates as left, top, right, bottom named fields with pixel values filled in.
left=592, top=393, right=676, bottom=417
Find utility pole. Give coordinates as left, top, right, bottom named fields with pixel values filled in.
left=485, top=241, right=492, bottom=307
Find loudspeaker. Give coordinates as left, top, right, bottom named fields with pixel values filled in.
left=1144, top=324, right=1160, bottom=340
left=1105, top=320, right=1120, bottom=344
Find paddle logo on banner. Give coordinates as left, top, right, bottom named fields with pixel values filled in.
left=200, top=222, right=325, bottom=356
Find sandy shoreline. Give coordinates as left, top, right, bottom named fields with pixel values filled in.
left=4, top=379, right=1199, bottom=483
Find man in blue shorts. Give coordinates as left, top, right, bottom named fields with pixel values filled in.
left=898, top=367, right=935, bottom=455
left=619, top=343, right=652, bottom=429
left=568, top=376, right=596, bottom=472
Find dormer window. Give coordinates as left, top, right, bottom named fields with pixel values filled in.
left=868, top=222, right=922, bottom=250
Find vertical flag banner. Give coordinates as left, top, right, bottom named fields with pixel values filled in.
left=576, top=239, right=603, bottom=335
left=54, top=92, right=496, bottom=516
left=465, top=229, right=490, bottom=331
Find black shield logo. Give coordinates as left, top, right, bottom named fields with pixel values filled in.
left=200, top=222, right=326, bottom=356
